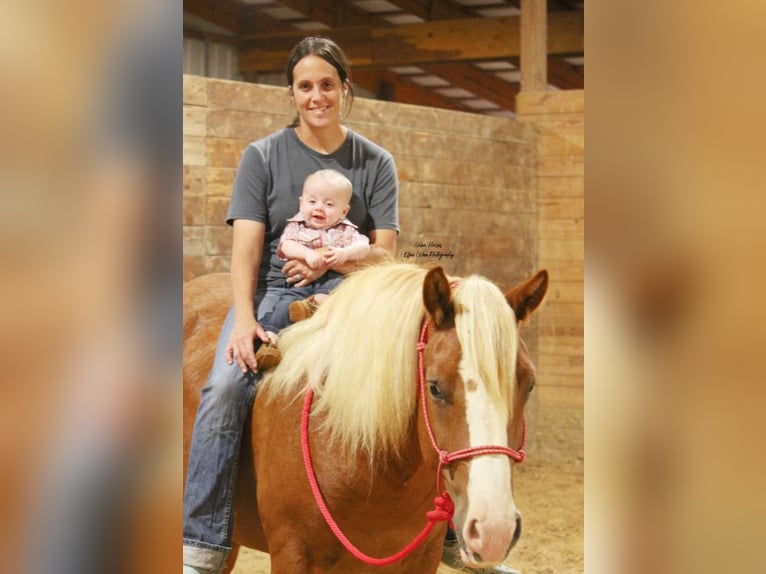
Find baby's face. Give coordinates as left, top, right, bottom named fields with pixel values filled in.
left=299, top=181, right=349, bottom=229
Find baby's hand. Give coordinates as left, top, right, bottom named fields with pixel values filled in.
left=324, top=247, right=348, bottom=266
left=305, top=251, right=323, bottom=269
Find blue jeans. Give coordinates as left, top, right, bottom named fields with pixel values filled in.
left=258, top=273, right=343, bottom=333
left=183, top=307, right=260, bottom=570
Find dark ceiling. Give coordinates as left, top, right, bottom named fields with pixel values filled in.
left=183, top=0, right=584, bottom=117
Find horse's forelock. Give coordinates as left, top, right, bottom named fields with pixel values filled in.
left=452, top=276, right=518, bottom=408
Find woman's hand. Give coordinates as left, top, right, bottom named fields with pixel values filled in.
left=226, top=315, right=270, bottom=374
left=304, top=250, right=324, bottom=269
left=283, top=258, right=327, bottom=288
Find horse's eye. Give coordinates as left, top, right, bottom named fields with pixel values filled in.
left=527, top=378, right=536, bottom=394
left=428, top=381, right=445, bottom=401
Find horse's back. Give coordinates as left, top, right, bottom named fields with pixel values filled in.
left=183, top=273, right=231, bottom=473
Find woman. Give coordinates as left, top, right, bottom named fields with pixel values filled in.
left=182, top=37, right=399, bottom=574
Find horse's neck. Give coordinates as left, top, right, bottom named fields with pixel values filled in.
left=346, top=425, right=435, bottom=499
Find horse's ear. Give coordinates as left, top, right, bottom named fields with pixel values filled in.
left=505, top=270, right=549, bottom=322
left=423, top=266, right=455, bottom=329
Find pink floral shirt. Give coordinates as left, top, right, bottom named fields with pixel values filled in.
left=276, top=213, right=369, bottom=260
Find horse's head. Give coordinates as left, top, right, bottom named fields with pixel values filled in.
left=420, top=266, right=548, bottom=569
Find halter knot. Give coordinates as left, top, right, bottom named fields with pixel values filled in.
left=425, top=492, right=455, bottom=522
left=438, top=450, right=451, bottom=464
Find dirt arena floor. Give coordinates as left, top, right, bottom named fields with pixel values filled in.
left=231, top=456, right=583, bottom=574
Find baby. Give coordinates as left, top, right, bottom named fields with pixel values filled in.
left=255, top=169, right=371, bottom=369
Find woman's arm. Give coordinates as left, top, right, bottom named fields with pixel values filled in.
left=229, top=219, right=269, bottom=373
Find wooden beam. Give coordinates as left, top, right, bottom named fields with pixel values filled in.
left=352, top=69, right=468, bottom=113
left=184, top=0, right=243, bottom=34
left=423, top=64, right=519, bottom=111
left=183, top=26, right=240, bottom=46
left=521, top=0, right=547, bottom=92
left=239, top=12, right=584, bottom=72
left=383, top=0, right=473, bottom=21
left=268, top=0, right=386, bottom=27
left=547, top=56, right=583, bottom=89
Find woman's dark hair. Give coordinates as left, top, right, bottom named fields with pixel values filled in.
left=286, top=36, right=355, bottom=127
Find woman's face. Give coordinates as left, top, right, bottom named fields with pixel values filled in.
left=290, top=55, right=346, bottom=131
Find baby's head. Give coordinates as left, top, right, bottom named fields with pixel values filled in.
left=299, top=169, right=353, bottom=230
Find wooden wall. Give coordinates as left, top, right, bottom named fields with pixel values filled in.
left=183, top=75, right=584, bottom=456
left=517, top=90, right=584, bottom=458
left=183, top=74, right=539, bottom=288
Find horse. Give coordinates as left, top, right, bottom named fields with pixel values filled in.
left=183, top=262, right=548, bottom=573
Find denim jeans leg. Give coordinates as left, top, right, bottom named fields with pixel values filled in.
left=183, top=307, right=259, bottom=571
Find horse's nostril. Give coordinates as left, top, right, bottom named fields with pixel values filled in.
left=468, top=519, right=479, bottom=540
left=511, top=514, right=522, bottom=548
left=472, top=551, right=482, bottom=563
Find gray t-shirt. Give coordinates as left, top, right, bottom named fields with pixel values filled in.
left=226, top=127, right=399, bottom=287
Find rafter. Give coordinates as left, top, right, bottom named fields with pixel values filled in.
left=422, top=63, right=519, bottom=111
left=258, top=0, right=383, bottom=28
left=184, top=0, right=243, bottom=34
left=352, top=69, right=469, bottom=113
left=547, top=56, right=584, bottom=89
left=239, top=12, right=584, bottom=72
left=383, top=0, right=473, bottom=21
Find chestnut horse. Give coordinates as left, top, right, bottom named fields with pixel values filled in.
left=183, top=263, right=548, bottom=573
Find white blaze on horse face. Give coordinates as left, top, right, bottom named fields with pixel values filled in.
left=459, top=359, right=518, bottom=565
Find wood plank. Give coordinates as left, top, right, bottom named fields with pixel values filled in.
left=539, top=335, right=584, bottom=357
left=400, top=183, right=535, bottom=213
left=538, top=197, right=584, bottom=219
left=206, top=109, right=288, bottom=140
left=183, top=165, right=205, bottom=197
left=538, top=363, right=584, bottom=382
left=538, top=154, right=584, bottom=177
left=536, top=260, right=583, bottom=284
left=396, top=156, right=532, bottom=188
left=538, top=301, right=583, bottom=327
left=543, top=281, right=584, bottom=304
left=517, top=89, right=584, bottom=115
left=537, top=175, right=584, bottom=198
left=206, top=167, right=236, bottom=198
left=539, top=238, right=584, bottom=262
left=183, top=106, right=206, bottom=137
left=538, top=217, right=583, bottom=240
left=183, top=74, right=207, bottom=106
left=399, top=206, right=534, bottom=240
left=538, top=132, right=584, bottom=156
left=521, top=0, right=547, bottom=92
left=538, top=385, right=583, bottom=408
left=239, top=12, right=584, bottom=72
left=523, top=114, right=584, bottom=134
left=183, top=135, right=206, bottom=167
left=206, top=137, right=249, bottom=169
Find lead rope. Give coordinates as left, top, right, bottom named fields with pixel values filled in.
left=301, top=387, right=454, bottom=566
left=300, top=317, right=526, bottom=566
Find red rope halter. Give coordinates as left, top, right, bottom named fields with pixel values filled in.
left=300, top=317, right=526, bottom=566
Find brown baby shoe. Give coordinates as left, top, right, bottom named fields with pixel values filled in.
left=288, top=295, right=320, bottom=322
left=255, top=341, right=281, bottom=371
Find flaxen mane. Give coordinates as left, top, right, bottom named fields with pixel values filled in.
left=266, top=262, right=518, bottom=461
